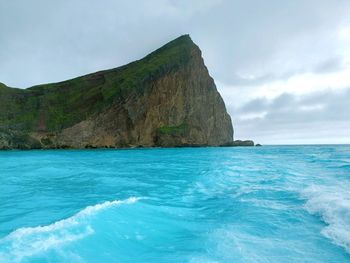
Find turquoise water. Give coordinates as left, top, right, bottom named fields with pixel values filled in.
left=0, top=146, right=349, bottom=263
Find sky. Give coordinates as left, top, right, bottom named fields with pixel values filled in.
left=1, top=0, right=350, bottom=144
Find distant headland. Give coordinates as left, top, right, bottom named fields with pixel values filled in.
left=0, top=35, right=255, bottom=149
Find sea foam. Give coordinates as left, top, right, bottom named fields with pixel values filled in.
left=303, top=185, right=350, bottom=253
left=0, top=197, right=140, bottom=262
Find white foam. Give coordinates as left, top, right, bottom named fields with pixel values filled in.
left=0, top=197, right=140, bottom=262
left=302, top=184, right=350, bottom=253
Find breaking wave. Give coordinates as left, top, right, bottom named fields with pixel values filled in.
left=303, top=185, right=350, bottom=253
left=0, top=197, right=140, bottom=262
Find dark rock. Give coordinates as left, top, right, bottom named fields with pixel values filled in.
left=221, top=140, right=255, bottom=147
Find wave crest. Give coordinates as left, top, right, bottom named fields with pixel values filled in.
left=0, top=197, right=140, bottom=262
left=303, top=185, right=350, bottom=253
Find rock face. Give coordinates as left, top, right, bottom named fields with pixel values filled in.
left=0, top=35, right=233, bottom=149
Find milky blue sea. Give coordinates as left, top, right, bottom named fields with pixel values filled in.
left=0, top=146, right=349, bottom=262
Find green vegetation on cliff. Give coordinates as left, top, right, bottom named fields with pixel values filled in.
left=157, top=124, right=188, bottom=135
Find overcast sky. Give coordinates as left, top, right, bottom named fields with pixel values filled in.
left=1, top=0, right=350, bottom=144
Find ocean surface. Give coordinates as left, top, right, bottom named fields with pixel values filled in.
left=0, top=146, right=349, bottom=263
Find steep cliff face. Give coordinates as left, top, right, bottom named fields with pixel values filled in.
left=0, top=35, right=233, bottom=149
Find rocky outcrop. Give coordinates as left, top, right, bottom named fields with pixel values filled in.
left=221, top=140, right=255, bottom=147
left=0, top=35, right=233, bottom=149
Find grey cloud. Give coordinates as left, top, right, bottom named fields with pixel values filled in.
left=313, top=57, right=345, bottom=74
left=222, top=56, right=347, bottom=87
left=193, top=0, right=350, bottom=86
left=234, top=88, right=350, bottom=121
left=229, top=88, right=350, bottom=143
left=238, top=97, right=269, bottom=113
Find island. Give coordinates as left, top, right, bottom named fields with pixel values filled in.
left=0, top=35, right=253, bottom=149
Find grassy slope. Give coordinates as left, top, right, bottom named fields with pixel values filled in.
left=0, top=35, right=194, bottom=132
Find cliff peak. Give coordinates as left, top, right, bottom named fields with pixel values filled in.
left=162, top=34, right=194, bottom=48
left=154, top=34, right=194, bottom=51
left=141, top=34, right=199, bottom=68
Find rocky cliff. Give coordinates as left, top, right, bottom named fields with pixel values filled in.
left=0, top=35, right=233, bottom=149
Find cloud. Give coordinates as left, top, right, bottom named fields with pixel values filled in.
left=229, top=88, right=350, bottom=144
left=313, top=57, right=345, bottom=74
left=193, top=0, right=350, bottom=86
left=224, top=56, right=347, bottom=87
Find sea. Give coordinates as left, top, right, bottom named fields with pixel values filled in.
left=0, top=146, right=349, bottom=263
